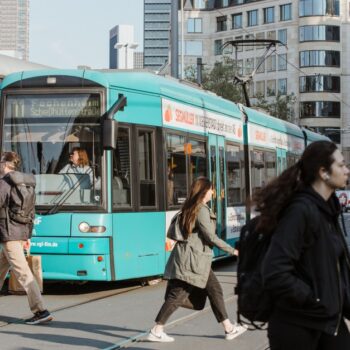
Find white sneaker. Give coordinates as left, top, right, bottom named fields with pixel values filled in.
left=225, top=324, right=246, bottom=340
left=147, top=330, right=175, bottom=342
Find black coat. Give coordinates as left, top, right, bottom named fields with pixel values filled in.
left=0, top=172, right=33, bottom=242
left=262, top=187, right=350, bottom=335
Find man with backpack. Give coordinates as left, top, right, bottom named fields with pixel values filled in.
left=0, top=152, right=52, bottom=325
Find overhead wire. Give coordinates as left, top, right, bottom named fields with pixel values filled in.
left=206, top=5, right=349, bottom=126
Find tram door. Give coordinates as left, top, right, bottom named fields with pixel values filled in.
left=276, top=148, right=287, bottom=175
left=208, top=134, right=227, bottom=257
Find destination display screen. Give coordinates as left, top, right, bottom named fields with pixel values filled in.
left=5, top=94, right=101, bottom=119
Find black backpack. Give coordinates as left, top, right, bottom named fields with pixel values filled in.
left=235, top=216, right=273, bottom=329
left=5, top=171, right=36, bottom=225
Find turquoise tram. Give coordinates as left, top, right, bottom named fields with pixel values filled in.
left=0, top=70, right=328, bottom=281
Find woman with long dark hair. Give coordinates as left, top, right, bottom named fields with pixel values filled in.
left=147, top=177, right=243, bottom=342
left=255, top=140, right=350, bottom=349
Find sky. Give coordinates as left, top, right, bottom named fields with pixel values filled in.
left=29, top=0, right=144, bottom=69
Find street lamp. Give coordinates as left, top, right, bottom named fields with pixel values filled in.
left=114, top=42, right=138, bottom=69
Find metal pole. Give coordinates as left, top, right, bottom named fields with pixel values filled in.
left=181, top=0, right=184, bottom=79
left=125, top=44, right=128, bottom=69
left=170, top=0, right=179, bottom=78
left=197, top=57, right=203, bottom=85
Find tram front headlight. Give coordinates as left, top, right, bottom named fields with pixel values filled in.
left=79, top=222, right=90, bottom=233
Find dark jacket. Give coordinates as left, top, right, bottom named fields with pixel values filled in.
left=164, top=203, right=235, bottom=288
left=0, top=172, right=33, bottom=242
left=262, top=186, right=350, bottom=335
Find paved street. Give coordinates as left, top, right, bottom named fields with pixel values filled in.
left=0, top=258, right=267, bottom=350
left=0, top=213, right=349, bottom=350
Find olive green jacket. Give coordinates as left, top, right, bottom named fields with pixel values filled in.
left=164, top=203, right=235, bottom=288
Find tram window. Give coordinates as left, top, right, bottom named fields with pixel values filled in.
left=138, top=129, right=156, bottom=207
left=188, top=139, right=207, bottom=185
left=287, top=154, right=298, bottom=168
left=251, top=150, right=266, bottom=193
left=266, top=151, right=276, bottom=184
left=166, top=133, right=187, bottom=207
left=112, top=127, right=131, bottom=208
left=226, top=143, right=242, bottom=205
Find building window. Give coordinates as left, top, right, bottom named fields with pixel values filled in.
left=236, top=59, right=243, bottom=75
left=185, top=41, right=203, bottom=56
left=299, top=25, right=340, bottom=42
left=214, top=39, right=223, bottom=55
left=247, top=10, right=258, bottom=27
left=232, top=13, right=242, bottom=29
left=245, top=58, right=254, bottom=75
left=267, top=80, right=276, bottom=96
left=278, top=79, right=287, bottom=95
left=194, top=0, right=207, bottom=9
left=245, top=34, right=254, bottom=51
left=278, top=54, right=287, bottom=70
left=299, top=75, right=340, bottom=92
left=256, top=81, right=265, bottom=97
left=267, top=30, right=276, bottom=41
left=314, top=127, right=340, bottom=144
left=223, top=38, right=233, bottom=54
left=278, top=29, right=287, bottom=45
left=187, top=18, right=202, bottom=33
left=266, top=55, right=276, bottom=71
left=264, top=7, right=275, bottom=24
left=217, top=16, right=227, bottom=32
left=235, top=35, right=243, bottom=52
left=280, top=4, right=292, bottom=21
left=300, top=101, right=340, bottom=118
left=300, top=50, right=340, bottom=67
left=299, top=0, right=339, bottom=16
left=256, top=56, right=265, bottom=73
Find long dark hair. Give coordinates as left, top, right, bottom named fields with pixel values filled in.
left=180, top=177, right=212, bottom=239
left=253, top=140, right=338, bottom=234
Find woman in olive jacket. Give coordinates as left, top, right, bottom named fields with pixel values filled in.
left=147, top=177, right=243, bottom=342
left=254, top=141, right=350, bottom=350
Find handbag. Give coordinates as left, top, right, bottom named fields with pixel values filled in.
left=167, top=211, right=185, bottom=241
left=9, top=252, right=43, bottom=295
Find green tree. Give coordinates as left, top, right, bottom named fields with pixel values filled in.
left=185, top=58, right=296, bottom=122
left=185, top=57, right=244, bottom=104
left=253, top=93, right=296, bottom=122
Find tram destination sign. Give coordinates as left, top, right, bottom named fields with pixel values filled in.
left=6, top=94, right=101, bottom=119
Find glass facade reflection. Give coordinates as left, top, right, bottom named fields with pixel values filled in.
left=299, top=25, right=340, bottom=42
left=300, top=50, right=340, bottom=67
left=299, top=0, right=339, bottom=17
left=300, top=101, right=340, bottom=118
left=300, top=75, right=340, bottom=93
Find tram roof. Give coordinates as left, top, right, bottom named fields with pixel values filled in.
left=243, top=105, right=304, bottom=138
left=1, top=69, right=243, bottom=120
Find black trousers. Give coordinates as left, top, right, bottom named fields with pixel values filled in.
left=268, top=315, right=350, bottom=350
left=155, top=269, right=228, bottom=325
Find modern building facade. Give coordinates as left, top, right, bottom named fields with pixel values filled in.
left=143, top=0, right=171, bottom=71
left=109, top=25, right=138, bottom=69
left=0, top=0, right=29, bottom=60
left=180, top=0, right=349, bottom=160
left=134, top=51, right=144, bottom=69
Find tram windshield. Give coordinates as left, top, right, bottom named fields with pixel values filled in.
left=2, top=93, right=103, bottom=208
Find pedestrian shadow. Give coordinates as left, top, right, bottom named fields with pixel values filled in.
left=0, top=315, right=23, bottom=324
left=0, top=330, right=114, bottom=349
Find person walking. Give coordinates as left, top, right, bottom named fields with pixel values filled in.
left=253, top=140, right=350, bottom=349
left=0, top=152, right=53, bottom=325
left=148, top=177, right=243, bottom=342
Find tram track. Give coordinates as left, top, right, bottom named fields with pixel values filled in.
left=0, top=282, right=144, bottom=328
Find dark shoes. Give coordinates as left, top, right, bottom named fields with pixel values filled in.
left=25, top=310, right=53, bottom=325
